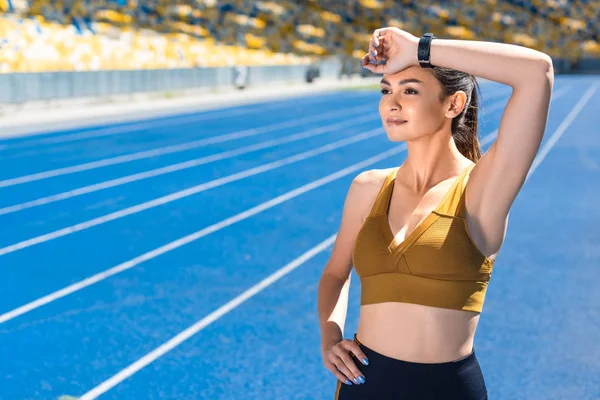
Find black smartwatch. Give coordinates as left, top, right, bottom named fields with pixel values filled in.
left=418, top=33, right=436, bottom=68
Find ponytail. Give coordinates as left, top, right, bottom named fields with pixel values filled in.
left=431, top=69, right=483, bottom=162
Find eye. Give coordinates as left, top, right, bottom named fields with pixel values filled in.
left=380, top=88, right=418, bottom=95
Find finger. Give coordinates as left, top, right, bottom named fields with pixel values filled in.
left=362, top=60, right=387, bottom=75
left=347, top=342, right=370, bottom=366
left=360, top=53, right=370, bottom=67
left=332, top=358, right=361, bottom=384
left=367, top=40, right=377, bottom=64
left=370, top=34, right=387, bottom=62
left=361, top=53, right=379, bottom=71
left=326, top=362, right=353, bottom=385
left=361, top=53, right=373, bottom=69
left=335, top=346, right=365, bottom=383
left=373, top=28, right=385, bottom=47
left=370, top=36, right=380, bottom=53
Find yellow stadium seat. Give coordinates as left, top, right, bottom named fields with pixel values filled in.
left=297, top=24, right=325, bottom=38
left=96, top=9, right=132, bottom=25
left=512, top=33, right=538, bottom=47
left=445, top=26, right=476, bottom=40
left=0, top=0, right=595, bottom=73
left=320, top=11, right=341, bottom=23
left=583, top=40, right=600, bottom=55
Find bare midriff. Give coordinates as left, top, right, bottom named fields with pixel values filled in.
left=356, top=302, right=480, bottom=363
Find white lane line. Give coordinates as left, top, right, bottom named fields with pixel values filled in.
left=77, top=234, right=338, bottom=400
left=480, top=85, right=571, bottom=147
left=0, top=122, right=508, bottom=323
left=0, top=81, right=566, bottom=323
left=0, top=105, right=372, bottom=189
left=0, top=140, right=404, bottom=324
left=483, top=86, right=513, bottom=99
left=3, top=85, right=530, bottom=252
left=484, top=99, right=510, bottom=114
left=0, top=87, right=520, bottom=190
left=1, top=92, right=367, bottom=149
left=483, top=83, right=569, bottom=115
left=0, top=128, right=385, bottom=258
left=75, top=83, right=590, bottom=399
left=0, top=115, right=379, bottom=215
left=527, top=82, right=598, bottom=180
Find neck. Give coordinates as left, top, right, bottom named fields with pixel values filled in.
left=399, top=131, right=470, bottom=193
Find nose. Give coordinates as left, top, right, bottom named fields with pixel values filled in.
left=383, top=95, right=401, bottom=112
left=388, top=102, right=401, bottom=112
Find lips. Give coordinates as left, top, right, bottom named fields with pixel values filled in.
left=385, top=118, right=407, bottom=126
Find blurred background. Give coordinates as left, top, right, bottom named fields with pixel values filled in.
left=0, top=0, right=599, bottom=103
left=0, top=1, right=599, bottom=400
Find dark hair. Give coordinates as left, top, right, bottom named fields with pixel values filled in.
left=430, top=68, right=482, bottom=162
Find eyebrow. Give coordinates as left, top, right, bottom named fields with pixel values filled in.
left=380, top=78, right=425, bottom=86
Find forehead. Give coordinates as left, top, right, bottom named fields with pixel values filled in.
left=381, top=66, right=434, bottom=85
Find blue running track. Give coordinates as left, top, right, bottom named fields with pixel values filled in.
left=0, top=78, right=598, bottom=399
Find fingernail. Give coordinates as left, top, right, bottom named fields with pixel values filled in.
left=358, top=375, right=366, bottom=384
left=352, top=377, right=360, bottom=384
left=362, top=358, right=369, bottom=365
left=371, top=50, right=376, bottom=57
left=344, top=380, right=352, bottom=385
left=369, top=57, right=375, bottom=64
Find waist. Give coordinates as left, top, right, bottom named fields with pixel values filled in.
left=357, top=302, right=479, bottom=363
left=351, top=332, right=479, bottom=371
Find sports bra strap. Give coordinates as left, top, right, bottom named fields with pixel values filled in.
left=367, top=164, right=475, bottom=219
left=436, top=163, right=476, bottom=218
left=367, top=168, right=398, bottom=217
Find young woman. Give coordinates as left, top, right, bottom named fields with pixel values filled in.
left=317, top=27, right=554, bottom=399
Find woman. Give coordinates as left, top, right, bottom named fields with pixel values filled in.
left=317, top=27, right=554, bottom=399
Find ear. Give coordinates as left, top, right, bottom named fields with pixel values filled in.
left=444, top=91, right=468, bottom=118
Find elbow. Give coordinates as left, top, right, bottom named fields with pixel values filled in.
left=515, top=54, right=554, bottom=91
left=539, top=53, right=555, bottom=88
left=531, top=53, right=554, bottom=89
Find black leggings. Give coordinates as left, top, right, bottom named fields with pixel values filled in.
left=334, top=333, right=488, bottom=400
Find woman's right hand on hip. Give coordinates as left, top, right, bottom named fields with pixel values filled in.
left=321, top=339, right=369, bottom=385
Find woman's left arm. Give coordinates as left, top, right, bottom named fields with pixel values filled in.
left=366, top=30, right=555, bottom=253
left=428, top=38, right=554, bottom=227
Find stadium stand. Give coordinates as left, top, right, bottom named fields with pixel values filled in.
left=0, top=0, right=598, bottom=73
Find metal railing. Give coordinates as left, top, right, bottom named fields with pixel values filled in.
left=0, top=56, right=344, bottom=104
left=1, top=55, right=597, bottom=105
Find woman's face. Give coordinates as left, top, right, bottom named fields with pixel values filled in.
left=379, top=66, right=450, bottom=143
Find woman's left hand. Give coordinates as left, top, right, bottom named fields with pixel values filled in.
left=360, top=27, right=420, bottom=74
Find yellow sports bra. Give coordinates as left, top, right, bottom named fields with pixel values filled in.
left=352, top=164, right=494, bottom=313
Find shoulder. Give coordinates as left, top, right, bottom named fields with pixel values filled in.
left=344, top=168, right=394, bottom=220
left=352, top=168, right=394, bottom=186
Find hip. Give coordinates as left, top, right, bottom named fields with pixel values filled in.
left=334, top=333, right=487, bottom=400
